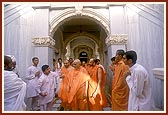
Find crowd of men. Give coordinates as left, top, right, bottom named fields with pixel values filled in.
left=4, top=49, right=154, bottom=111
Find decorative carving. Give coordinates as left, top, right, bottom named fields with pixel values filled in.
left=65, top=43, right=71, bottom=59
left=32, top=36, right=55, bottom=48
left=50, top=8, right=110, bottom=38
left=75, top=5, right=83, bottom=15
left=105, top=34, right=128, bottom=45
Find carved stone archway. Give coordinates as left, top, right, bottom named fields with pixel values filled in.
left=64, top=32, right=99, bottom=47
left=65, top=35, right=100, bottom=59
left=50, top=6, right=110, bottom=38
left=73, top=45, right=93, bottom=60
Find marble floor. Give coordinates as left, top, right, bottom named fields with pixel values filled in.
left=51, top=98, right=111, bottom=111
left=25, top=97, right=162, bottom=111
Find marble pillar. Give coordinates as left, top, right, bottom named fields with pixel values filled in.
left=32, top=36, right=55, bottom=69
left=32, top=7, right=55, bottom=68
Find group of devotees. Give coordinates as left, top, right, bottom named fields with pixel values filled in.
left=4, top=49, right=154, bottom=111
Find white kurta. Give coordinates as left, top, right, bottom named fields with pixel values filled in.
left=4, top=70, right=27, bottom=111
left=25, top=66, right=41, bottom=98
left=57, top=63, right=64, bottom=69
left=53, top=68, right=62, bottom=94
left=36, top=71, right=56, bottom=105
left=126, top=63, right=153, bottom=111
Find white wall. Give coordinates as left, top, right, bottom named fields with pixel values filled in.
left=4, top=4, right=53, bottom=81
left=124, top=4, right=164, bottom=109
left=4, top=5, right=36, bottom=80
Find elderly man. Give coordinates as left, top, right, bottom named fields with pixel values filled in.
left=67, top=59, right=90, bottom=111
left=4, top=55, right=26, bottom=111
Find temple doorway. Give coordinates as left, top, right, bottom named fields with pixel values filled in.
left=79, top=51, right=88, bottom=63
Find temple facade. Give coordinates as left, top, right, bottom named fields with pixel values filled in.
left=3, top=3, right=165, bottom=110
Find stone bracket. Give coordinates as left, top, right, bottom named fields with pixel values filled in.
left=32, top=36, right=55, bottom=48
left=105, top=34, right=128, bottom=46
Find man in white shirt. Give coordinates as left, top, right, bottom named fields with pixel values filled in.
left=36, top=65, right=56, bottom=111
left=57, top=58, right=64, bottom=69
left=4, top=55, right=26, bottom=111
left=25, top=57, right=41, bottom=110
left=123, top=50, right=153, bottom=111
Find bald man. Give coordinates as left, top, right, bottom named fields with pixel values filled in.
left=67, top=59, right=90, bottom=111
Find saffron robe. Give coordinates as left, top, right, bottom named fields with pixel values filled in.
left=88, top=65, right=107, bottom=111
left=68, top=66, right=90, bottom=111
left=58, top=66, right=74, bottom=110
left=111, top=60, right=129, bottom=111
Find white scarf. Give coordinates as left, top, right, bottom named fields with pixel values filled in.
left=4, top=70, right=26, bottom=111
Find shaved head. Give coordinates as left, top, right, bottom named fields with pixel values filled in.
left=73, top=59, right=81, bottom=64
left=64, top=59, right=69, bottom=63
left=89, top=58, right=96, bottom=66
left=63, top=59, right=70, bottom=68
left=72, top=59, right=81, bottom=69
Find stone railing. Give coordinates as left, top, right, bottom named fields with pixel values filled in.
left=152, top=68, right=164, bottom=110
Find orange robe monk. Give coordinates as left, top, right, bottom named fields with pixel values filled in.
left=68, top=65, right=90, bottom=111
left=111, top=60, right=129, bottom=111
left=88, top=63, right=107, bottom=111
left=58, top=65, right=74, bottom=110
left=85, top=63, right=91, bottom=75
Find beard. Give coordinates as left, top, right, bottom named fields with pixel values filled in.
left=5, top=66, right=13, bottom=71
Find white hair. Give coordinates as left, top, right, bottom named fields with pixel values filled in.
left=74, top=59, right=81, bottom=64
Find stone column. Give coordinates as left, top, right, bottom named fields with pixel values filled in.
left=95, top=44, right=100, bottom=59
left=104, top=5, right=127, bottom=95
left=106, top=34, right=128, bottom=58
left=105, top=34, right=128, bottom=96
left=65, top=43, right=70, bottom=60
left=108, top=5, right=127, bottom=57
left=109, top=5, right=126, bottom=34
left=32, top=6, right=55, bottom=68
left=70, top=48, right=74, bottom=59
left=32, top=36, right=55, bottom=69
